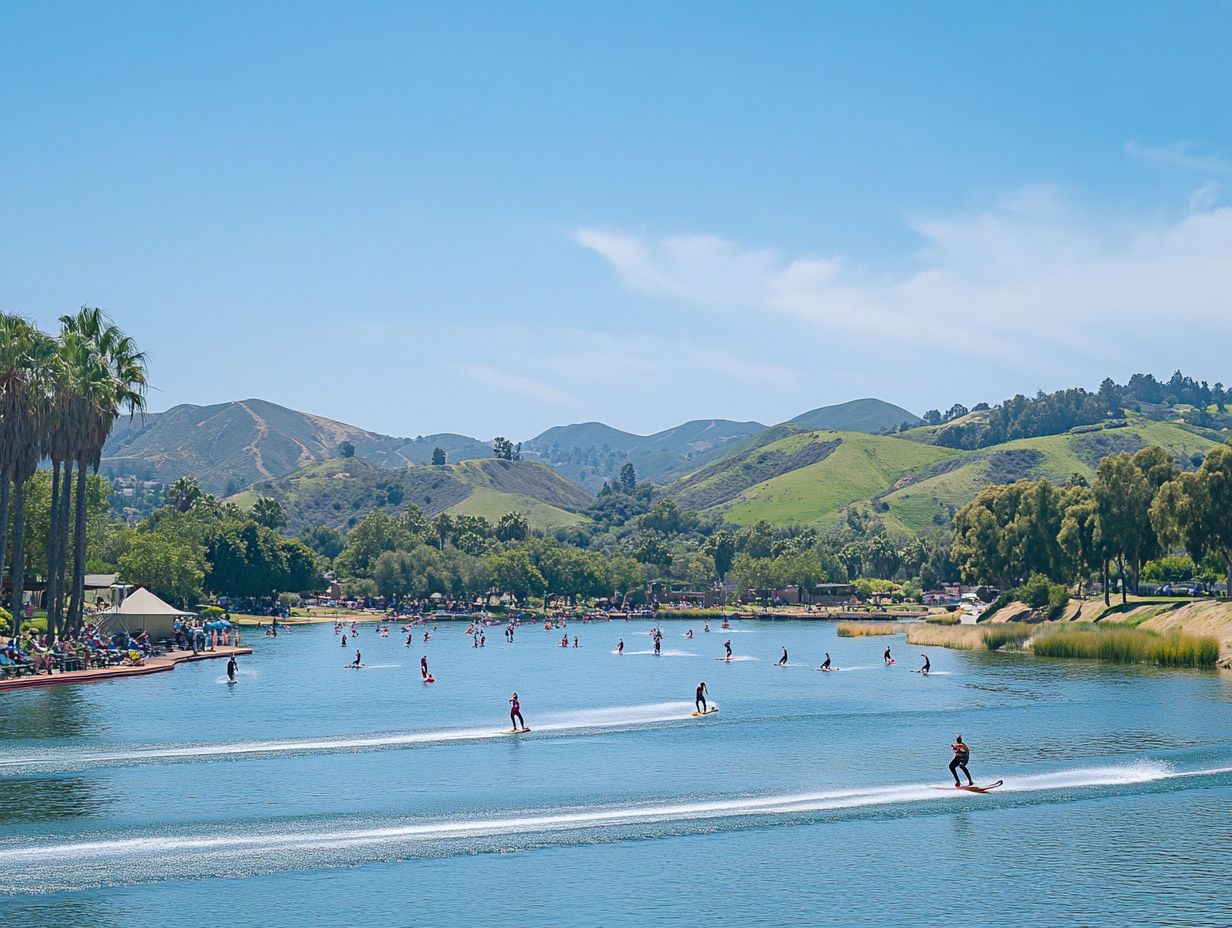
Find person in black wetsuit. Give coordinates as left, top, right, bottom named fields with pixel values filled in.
left=819, top=652, right=832, bottom=671
left=777, top=647, right=788, bottom=666
left=695, top=681, right=709, bottom=713
left=919, top=654, right=931, bottom=675
left=883, top=646, right=893, bottom=665
left=949, top=735, right=974, bottom=787
left=226, top=655, right=237, bottom=682
left=724, top=640, right=732, bottom=661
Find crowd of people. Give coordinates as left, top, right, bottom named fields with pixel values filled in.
left=1, top=625, right=155, bottom=677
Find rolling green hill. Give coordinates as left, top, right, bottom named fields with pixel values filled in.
left=787, top=397, right=919, bottom=432
left=879, top=419, right=1216, bottom=534
left=232, top=457, right=592, bottom=534
left=666, top=419, right=1219, bottom=534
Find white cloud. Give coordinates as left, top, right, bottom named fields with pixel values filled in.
left=576, top=192, right=1232, bottom=365
left=1126, top=140, right=1232, bottom=174
left=1189, top=181, right=1222, bottom=212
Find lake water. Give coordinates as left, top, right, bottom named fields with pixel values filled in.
left=2, top=619, right=1230, bottom=927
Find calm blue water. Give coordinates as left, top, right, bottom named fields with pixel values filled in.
left=2, top=619, right=1230, bottom=927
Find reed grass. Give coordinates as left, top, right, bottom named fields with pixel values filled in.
left=924, top=613, right=961, bottom=625
left=836, top=622, right=909, bottom=637
left=1031, top=625, right=1218, bottom=667
left=905, top=622, right=1034, bottom=652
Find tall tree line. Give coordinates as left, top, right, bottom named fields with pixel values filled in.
left=0, top=309, right=147, bottom=637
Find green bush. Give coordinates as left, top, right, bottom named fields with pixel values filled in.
left=0, top=607, right=10, bottom=634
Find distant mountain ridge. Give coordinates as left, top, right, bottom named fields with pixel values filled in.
left=522, top=418, right=768, bottom=492
left=99, top=395, right=923, bottom=499
left=101, top=399, right=491, bottom=494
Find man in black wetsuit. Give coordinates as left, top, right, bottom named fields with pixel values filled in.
left=724, top=640, right=732, bottom=661
left=695, top=681, right=709, bottom=714
left=819, top=653, right=832, bottom=671
left=950, top=735, right=974, bottom=787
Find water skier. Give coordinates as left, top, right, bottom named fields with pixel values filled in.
left=950, top=735, right=974, bottom=787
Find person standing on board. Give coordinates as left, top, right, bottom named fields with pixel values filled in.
left=351, top=649, right=362, bottom=669
left=617, top=639, right=624, bottom=655
left=420, top=655, right=430, bottom=681
left=777, top=647, right=788, bottom=667
left=695, top=681, right=710, bottom=714
left=949, top=735, right=975, bottom=787
left=883, top=646, right=893, bottom=665
left=919, top=654, right=931, bottom=675
left=724, top=640, right=733, bottom=661
left=226, top=654, right=237, bottom=683
left=509, top=692, right=527, bottom=731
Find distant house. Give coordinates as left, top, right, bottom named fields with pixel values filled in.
left=812, top=583, right=857, bottom=606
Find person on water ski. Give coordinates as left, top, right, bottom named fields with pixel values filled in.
left=819, top=652, right=832, bottom=672
left=724, top=640, right=732, bottom=661
left=777, top=647, right=788, bottom=667
left=509, top=692, right=527, bottom=732
left=420, top=656, right=430, bottom=680
left=950, top=735, right=975, bottom=787
left=919, top=654, right=931, bottom=675
left=883, top=646, right=893, bottom=665
left=351, top=649, right=362, bottom=668
left=617, top=638, right=624, bottom=655
left=695, top=681, right=710, bottom=714
left=226, top=655, right=237, bottom=683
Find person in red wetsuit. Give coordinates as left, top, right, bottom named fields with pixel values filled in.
left=509, top=692, right=527, bottom=731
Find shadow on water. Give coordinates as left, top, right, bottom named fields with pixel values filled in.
left=6, top=898, right=121, bottom=927
left=0, top=775, right=111, bottom=824
left=0, top=687, right=95, bottom=742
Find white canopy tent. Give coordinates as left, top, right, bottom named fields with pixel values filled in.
left=94, top=587, right=195, bottom=639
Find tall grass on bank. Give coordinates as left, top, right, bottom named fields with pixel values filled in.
left=836, top=622, right=909, bottom=637
left=906, top=622, right=1034, bottom=652
left=661, top=608, right=732, bottom=620
left=925, top=613, right=961, bottom=625
left=1032, top=625, right=1218, bottom=667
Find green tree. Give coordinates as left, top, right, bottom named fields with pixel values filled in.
left=487, top=547, right=545, bottom=600
left=117, top=532, right=207, bottom=605
left=495, top=512, right=529, bottom=543
left=704, top=530, right=737, bottom=582
left=335, top=510, right=412, bottom=576
left=338, top=440, right=356, bottom=458
left=431, top=446, right=447, bottom=465
left=619, top=462, right=637, bottom=493
left=252, top=496, right=286, bottom=530
left=168, top=476, right=203, bottom=513
left=0, top=315, right=56, bottom=623
left=1151, top=445, right=1232, bottom=597
left=60, top=307, right=148, bottom=630
left=1093, top=454, right=1153, bottom=602
left=301, top=525, right=346, bottom=559
left=492, top=437, right=514, bottom=460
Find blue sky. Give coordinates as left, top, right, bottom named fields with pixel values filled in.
left=2, top=2, right=1230, bottom=440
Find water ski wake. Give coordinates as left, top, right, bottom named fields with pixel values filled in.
left=2, top=760, right=1223, bottom=893
left=0, top=702, right=701, bottom=773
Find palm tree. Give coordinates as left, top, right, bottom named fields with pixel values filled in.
left=0, top=315, right=56, bottom=626
left=60, top=308, right=147, bottom=629
left=43, top=333, right=87, bottom=638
